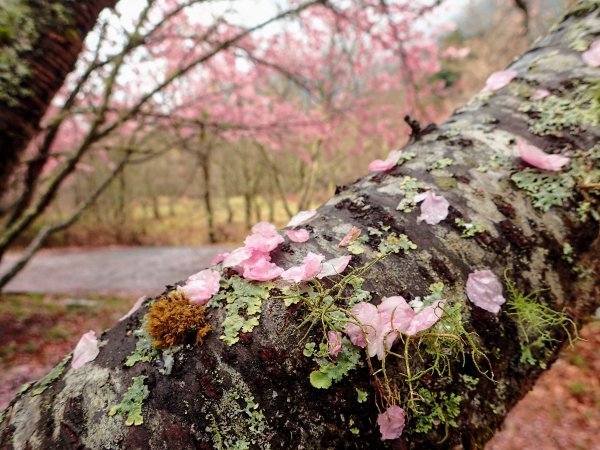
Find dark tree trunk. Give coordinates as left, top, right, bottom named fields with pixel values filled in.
left=1, top=4, right=599, bottom=449
left=0, top=0, right=117, bottom=196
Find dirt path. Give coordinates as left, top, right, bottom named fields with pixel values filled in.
left=1, top=246, right=231, bottom=296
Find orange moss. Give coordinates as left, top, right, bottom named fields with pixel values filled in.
left=146, top=291, right=211, bottom=348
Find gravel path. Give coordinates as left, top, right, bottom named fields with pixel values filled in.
left=0, top=246, right=231, bottom=296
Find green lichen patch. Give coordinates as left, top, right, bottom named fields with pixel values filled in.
left=428, top=158, right=454, bottom=171
left=412, top=388, right=462, bottom=438
left=454, top=218, right=485, bottom=238
left=511, top=169, right=575, bottom=211
left=108, top=375, right=149, bottom=426
left=124, top=317, right=160, bottom=367
left=31, top=354, right=71, bottom=396
left=395, top=176, right=428, bottom=212
left=209, top=276, right=273, bottom=346
left=309, top=338, right=362, bottom=389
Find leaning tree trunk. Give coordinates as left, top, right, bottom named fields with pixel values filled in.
left=0, top=0, right=117, bottom=196
left=1, top=4, right=599, bottom=449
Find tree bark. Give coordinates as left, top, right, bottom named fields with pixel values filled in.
left=1, top=4, right=599, bottom=449
left=0, top=0, right=117, bottom=196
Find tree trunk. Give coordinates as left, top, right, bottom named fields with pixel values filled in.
left=0, top=0, right=117, bottom=196
left=1, top=5, right=599, bottom=449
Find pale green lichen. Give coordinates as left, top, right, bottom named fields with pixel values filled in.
left=124, top=318, right=159, bottom=367
left=454, top=218, right=485, bottom=238
left=355, top=388, right=368, bottom=403
left=428, top=158, right=454, bottom=171
left=309, top=338, right=361, bottom=389
left=377, top=232, right=417, bottom=255
left=511, top=169, right=575, bottom=212
left=108, top=375, right=149, bottom=426
left=412, top=388, right=462, bottom=439
left=31, top=354, right=71, bottom=396
left=395, top=176, right=428, bottom=212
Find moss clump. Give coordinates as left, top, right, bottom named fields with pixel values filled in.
left=146, top=291, right=211, bottom=348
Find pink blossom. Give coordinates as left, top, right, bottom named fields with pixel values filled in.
left=281, top=252, right=325, bottom=283
left=338, top=226, right=361, bottom=247
left=377, top=405, right=406, bottom=440
left=72, top=331, right=99, bottom=369
left=287, top=210, right=317, bottom=228
left=345, top=302, right=379, bottom=350
left=317, top=255, right=352, bottom=279
left=466, top=269, right=505, bottom=314
left=180, top=269, right=221, bottom=305
left=517, top=139, right=569, bottom=171
left=368, top=150, right=401, bottom=172
left=482, top=69, right=517, bottom=93
left=251, top=221, right=278, bottom=235
left=582, top=40, right=600, bottom=67
left=244, top=223, right=284, bottom=252
left=211, top=252, right=228, bottom=265
left=242, top=257, right=284, bottom=281
left=328, top=331, right=343, bottom=357
left=287, top=229, right=310, bottom=243
left=119, top=296, right=146, bottom=321
left=414, top=191, right=449, bottom=225
left=531, top=89, right=550, bottom=100
left=222, top=247, right=253, bottom=268
left=442, top=46, right=470, bottom=59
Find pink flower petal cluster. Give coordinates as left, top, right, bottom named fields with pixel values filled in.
left=180, top=269, right=221, bottom=305
left=210, top=252, right=228, bottom=265
left=482, top=69, right=517, bottom=93
left=281, top=252, right=324, bottom=283
left=466, top=269, right=505, bottom=314
left=582, top=40, right=600, bottom=67
left=328, top=330, right=343, bottom=357
left=414, top=191, right=449, bottom=225
left=317, top=255, right=352, bottom=279
left=517, top=139, right=569, bottom=171
left=377, top=405, right=406, bottom=440
left=220, top=222, right=285, bottom=281
left=287, top=229, right=310, bottom=243
left=368, top=150, right=402, bottom=172
left=287, top=210, right=317, bottom=228
left=345, top=296, right=445, bottom=360
left=72, top=330, right=100, bottom=369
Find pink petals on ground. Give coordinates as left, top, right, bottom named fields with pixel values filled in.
left=180, top=269, right=221, bottom=305
left=582, top=40, right=600, bottom=67
left=71, top=331, right=100, bottom=369
left=482, top=69, right=517, bottom=93
left=317, top=255, right=352, bottom=279
left=287, top=210, right=317, bottom=228
left=328, top=331, right=343, bottom=357
left=377, top=405, right=406, bottom=440
left=287, top=229, right=310, bottom=243
left=414, top=191, right=449, bottom=225
left=338, top=226, right=361, bottom=247
left=242, top=258, right=284, bottom=281
left=281, top=252, right=324, bottom=283
left=345, top=296, right=444, bottom=360
left=368, top=150, right=401, bottom=172
left=466, top=269, right=505, bottom=314
left=517, top=139, right=569, bottom=171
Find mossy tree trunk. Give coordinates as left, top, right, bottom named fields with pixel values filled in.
left=0, top=0, right=117, bottom=196
left=1, top=4, right=599, bottom=449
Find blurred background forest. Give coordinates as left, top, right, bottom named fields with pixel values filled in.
left=0, top=0, right=598, bottom=448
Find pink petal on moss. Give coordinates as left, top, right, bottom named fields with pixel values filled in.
left=517, top=139, right=569, bottom=171
left=414, top=191, right=449, bottom=225
left=287, top=210, right=317, bottom=228
left=338, top=226, right=361, bottom=247
left=482, top=69, right=517, bottom=92
left=328, top=331, right=343, bottom=357
left=72, top=330, right=99, bottom=369
left=531, top=89, right=550, bottom=100
left=244, top=231, right=284, bottom=253
left=368, top=150, right=401, bottom=172
left=345, top=302, right=379, bottom=349
left=582, top=40, right=600, bottom=67
left=466, top=269, right=505, bottom=314
left=180, top=269, right=221, bottom=305
left=242, top=257, right=284, bottom=281
left=317, top=255, right=352, bottom=279
left=405, top=300, right=445, bottom=335
left=377, top=405, right=406, bottom=440
left=281, top=252, right=325, bottom=283
left=378, top=296, right=415, bottom=333
left=119, top=296, right=146, bottom=321
left=287, top=229, right=310, bottom=243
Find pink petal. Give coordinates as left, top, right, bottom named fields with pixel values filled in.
left=368, top=150, right=402, bottom=172
left=517, top=139, right=569, bottom=171
left=377, top=405, right=406, bottom=440
left=287, top=210, right=317, bottom=228
left=345, top=302, right=379, bottom=349
left=180, top=269, right=221, bottom=305
left=328, top=331, right=343, bottom=357
left=71, top=330, right=99, bottom=369
left=482, top=69, right=517, bottom=93
left=287, top=229, right=310, bottom=243
left=405, top=300, right=445, bottom=335
left=582, top=40, right=600, bottom=67
left=466, top=269, right=505, bottom=314
left=251, top=221, right=278, bottom=235
left=222, top=247, right=253, bottom=268
left=119, top=296, right=146, bottom=321
left=210, top=252, right=229, bottom=265
left=244, top=232, right=284, bottom=253
left=378, top=296, right=415, bottom=333
left=414, top=191, right=449, bottom=225
left=281, top=252, right=325, bottom=283
left=242, top=257, right=284, bottom=281
left=338, top=226, right=361, bottom=247
left=531, top=89, right=550, bottom=100
left=317, top=255, right=352, bottom=279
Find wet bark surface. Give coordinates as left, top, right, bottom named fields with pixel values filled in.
left=1, top=4, right=599, bottom=449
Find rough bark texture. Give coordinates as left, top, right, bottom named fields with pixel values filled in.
left=0, top=0, right=117, bottom=196
left=1, top=4, right=599, bottom=450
